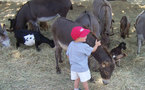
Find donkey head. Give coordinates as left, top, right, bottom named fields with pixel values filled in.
left=0, top=24, right=11, bottom=47
left=86, top=32, right=115, bottom=85
left=98, top=61, right=115, bottom=85
left=93, top=46, right=115, bottom=85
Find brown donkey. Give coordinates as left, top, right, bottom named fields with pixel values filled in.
left=120, top=16, right=131, bottom=39
left=51, top=17, right=115, bottom=85
left=9, top=0, right=73, bottom=31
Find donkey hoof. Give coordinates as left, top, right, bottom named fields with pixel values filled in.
left=56, top=67, right=61, bottom=74
left=93, top=69, right=99, bottom=72
left=116, top=64, right=120, bottom=67
left=59, top=60, right=63, bottom=63
left=89, top=77, right=95, bottom=83
left=56, top=70, right=61, bottom=74
left=36, top=48, right=41, bottom=52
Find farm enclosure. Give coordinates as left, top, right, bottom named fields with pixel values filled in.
left=0, top=0, right=145, bottom=90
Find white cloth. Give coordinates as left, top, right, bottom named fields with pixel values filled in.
left=71, top=70, right=91, bottom=82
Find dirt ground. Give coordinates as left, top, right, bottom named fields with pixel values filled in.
left=0, top=1, right=145, bottom=90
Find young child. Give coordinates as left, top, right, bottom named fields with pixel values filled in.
left=66, top=26, right=101, bottom=90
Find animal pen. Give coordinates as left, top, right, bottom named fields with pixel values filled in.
left=0, top=0, right=145, bottom=90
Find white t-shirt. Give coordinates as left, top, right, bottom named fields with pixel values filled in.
left=66, top=41, right=93, bottom=72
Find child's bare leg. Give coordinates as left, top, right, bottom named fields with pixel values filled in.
left=82, top=81, right=89, bottom=90
left=74, top=78, right=80, bottom=89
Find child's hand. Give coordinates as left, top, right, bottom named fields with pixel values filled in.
left=92, top=40, right=101, bottom=52
left=95, top=40, right=101, bottom=46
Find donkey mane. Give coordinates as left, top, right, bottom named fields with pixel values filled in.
left=102, top=44, right=113, bottom=60
left=90, top=31, right=98, bottom=39
left=89, top=32, right=112, bottom=60
left=103, top=0, right=112, bottom=7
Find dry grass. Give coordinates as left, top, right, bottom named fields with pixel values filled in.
left=0, top=1, right=145, bottom=90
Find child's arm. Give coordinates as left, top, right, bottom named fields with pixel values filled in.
left=92, top=40, right=101, bottom=52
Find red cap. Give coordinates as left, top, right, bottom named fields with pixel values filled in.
left=71, top=26, right=90, bottom=40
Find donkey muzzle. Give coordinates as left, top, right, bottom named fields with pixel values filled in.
left=102, top=79, right=110, bottom=85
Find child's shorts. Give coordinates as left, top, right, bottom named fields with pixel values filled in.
left=71, top=70, right=91, bottom=82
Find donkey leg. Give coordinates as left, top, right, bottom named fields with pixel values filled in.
left=88, top=56, right=99, bottom=72
left=58, top=48, right=63, bottom=63
left=16, top=41, right=20, bottom=49
left=88, top=57, right=95, bottom=83
left=29, top=20, right=40, bottom=31
left=55, top=46, right=63, bottom=63
left=111, top=27, right=114, bottom=35
left=89, top=74, right=95, bottom=83
left=127, top=23, right=130, bottom=38
left=137, top=34, right=143, bottom=54
left=88, top=56, right=91, bottom=69
left=127, top=29, right=129, bottom=38
left=137, top=39, right=142, bottom=54
left=35, top=23, right=40, bottom=31
left=55, top=46, right=62, bottom=74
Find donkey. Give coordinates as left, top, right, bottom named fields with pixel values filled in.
left=9, top=0, right=73, bottom=31
left=134, top=10, right=145, bottom=54
left=75, top=11, right=100, bottom=37
left=93, top=0, right=113, bottom=47
left=120, top=16, right=131, bottom=39
left=0, top=24, right=11, bottom=47
left=52, top=17, right=115, bottom=85
left=75, top=11, right=113, bottom=48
